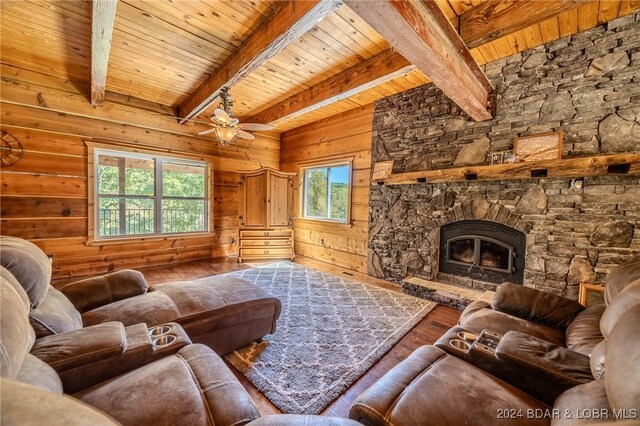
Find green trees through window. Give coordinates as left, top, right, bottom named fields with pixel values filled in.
left=303, top=163, right=350, bottom=222
left=96, top=152, right=207, bottom=237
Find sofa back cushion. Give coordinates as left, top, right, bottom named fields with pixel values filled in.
left=605, top=302, right=640, bottom=412
left=0, top=268, right=35, bottom=379
left=29, top=287, right=83, bottom=338
left=564, top=303, right=605, bottom=355
left=604, top=259, right=640, bottom=304
left=0, top=236, right=51, bottom=308
left=600, top=279, right=640, bottom=339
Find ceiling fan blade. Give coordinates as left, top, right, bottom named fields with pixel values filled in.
left=198, top=128, right=216, bottom=136
left=239, top=123, right=274, bottom=131
left=230, top=118, right=240, bottom=126
left=236, top=129, right=256, bottom=140
left=214, top=108, right=231, bottom=124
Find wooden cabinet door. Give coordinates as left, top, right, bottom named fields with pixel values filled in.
left=241, top=173, right=267, bottom=228
left=268, top=172, right=293, bottom=227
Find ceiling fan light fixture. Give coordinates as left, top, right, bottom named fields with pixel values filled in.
left=214, top=125, right=238, bottom=146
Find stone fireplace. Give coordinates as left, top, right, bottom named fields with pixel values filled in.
left=439, top=220, right=526, bottom=286
left=367, top=13, right=640, bottom=301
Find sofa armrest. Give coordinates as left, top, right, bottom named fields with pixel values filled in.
left=495, top=331, right=593, bottom=404
left=30, top=322, right=191, bottom=393
left=58, top=270, right=148, bottom=313
left=31, top=322, right=127, bottom=372
left=493, top=283, right=584, bottom=330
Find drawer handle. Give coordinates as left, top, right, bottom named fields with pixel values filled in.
left=264, top=250, right=269, bottom=254
left=264, top=241, right=270, bottom=245
left=264, top=232, right=270, bottom=236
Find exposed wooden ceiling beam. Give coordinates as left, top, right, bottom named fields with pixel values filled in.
left=91, top=0, right=118, bottom=106
left=460, top=0, right=590, bottom=48
left=178, top=0, right=342, bottom=124
left=344, top=0, right=494, bottom=121
left=246, top=49, right=414, bottom=125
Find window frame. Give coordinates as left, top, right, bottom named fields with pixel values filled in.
left=88, top=143, right=212, bottom=242
left=299, top=158, right=353, bottom=224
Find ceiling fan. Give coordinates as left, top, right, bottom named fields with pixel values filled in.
left=197, top=86, right=273, bottom=145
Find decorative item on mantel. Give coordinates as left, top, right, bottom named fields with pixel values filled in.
left=371, top=160, right=394, bottom=183
left=1, top=130, right=24, bottom=167
left=513, top=131, right=563, bottom=162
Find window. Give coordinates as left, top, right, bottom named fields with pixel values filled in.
left=302, top=161, right=351, bottom=222
left=95, top=149, right=208, bottom=238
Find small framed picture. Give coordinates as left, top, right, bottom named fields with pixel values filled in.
left=490, top=152, right=503, bottom=165
left=371, top=160, right=394, bottom=181
left=579, top=283, right=605, bottom=307
left=502, top=150, right=516, bottom=164
left=513, top=131, right=563, bottom=162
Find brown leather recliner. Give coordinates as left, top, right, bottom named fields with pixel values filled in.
left=0, top=235, right=281, bottom=355
left=349, top=278, right=640, bottom=425
left=0, top=265, right=261, bottom=426
left=458, top=259, right=640, bottom=355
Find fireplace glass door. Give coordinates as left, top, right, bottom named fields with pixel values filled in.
left=446, top=236, right=514, bottom=274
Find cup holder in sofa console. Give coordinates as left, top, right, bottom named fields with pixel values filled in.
left=449, top=339, right=471, bottom=351
left=457, top=331, right=477, bottom=342
left=153, top=334, right=177, bottom=347
left=149, top=325, right=172, bottom=336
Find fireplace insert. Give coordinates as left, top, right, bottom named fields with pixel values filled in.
left=439, top=220, right=525, bottom=284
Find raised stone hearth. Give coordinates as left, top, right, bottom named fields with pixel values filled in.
left=368, top=13, right=640, bottom=301
left=403, top=277, right=494, bottom=310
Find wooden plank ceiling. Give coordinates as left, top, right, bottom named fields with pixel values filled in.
left=1, top=0, right=638, bottom=134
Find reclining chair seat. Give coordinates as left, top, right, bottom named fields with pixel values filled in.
left=1, top=236, right=281, bottom=355
left=75, top=344, right=259, bottom=426
left=349, top=345, right=548, bottom=426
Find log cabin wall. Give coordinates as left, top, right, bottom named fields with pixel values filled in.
left=0, top=64, right=280, bottom=283
left=280, top=105, right=372, bottom=273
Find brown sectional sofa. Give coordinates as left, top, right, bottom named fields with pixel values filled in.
left=0, top=235, right=281, bottom=355
left=350, top=259, right=640, bottom=425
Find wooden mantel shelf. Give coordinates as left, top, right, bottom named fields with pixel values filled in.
left=376, top=153, right=640, bottom=185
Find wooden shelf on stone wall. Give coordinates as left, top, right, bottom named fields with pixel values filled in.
left=375, top=153, right=640, bottom=185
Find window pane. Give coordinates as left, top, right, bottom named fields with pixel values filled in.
left=97, top=155, right=154, bottom=196
left=163, top=162, right=206, bottom=198
left=125, top=158, right=154, bottom=196
left=329, top=165, right=349, bottom=221
left=97, top=197, right=154, bottom=236
left=97, top=155, right=120, bottom=195
left=305, top=168, right=328, bottom=218
left=125, top=198, right=155, bottom=235
left=162, top=199, right=205, bottom=233
left=98, top=197, right=120, bottom=236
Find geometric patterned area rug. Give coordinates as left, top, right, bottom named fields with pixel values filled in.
left=223, top=262, right=436, bottom=415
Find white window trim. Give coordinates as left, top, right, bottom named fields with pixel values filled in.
left=299, top=158, right=353, bottom=224
left=87, top=143, right=212, bottom=242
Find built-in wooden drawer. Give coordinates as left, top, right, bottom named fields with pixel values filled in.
left=240, top=239, right=290, bottom=247
left=240, top=247, right=293, bottom=256
left=241, top=229, right=292, bottom=238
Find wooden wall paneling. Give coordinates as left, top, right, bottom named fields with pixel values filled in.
left=0, top=67, right=280, bottom=281
left=280, top=105, right=373, bottom=274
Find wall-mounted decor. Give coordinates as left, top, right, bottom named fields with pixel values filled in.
left=579, top=282, right=605, bottom=307
left=513, top=131, right=563, bottom=162
left=1, top=130, right=24, bottom=167
left=502, top=150, right=516, bottom=164
left=490, top=152, right=503, bottom=165
left=371, top=160, right=394, bottom=181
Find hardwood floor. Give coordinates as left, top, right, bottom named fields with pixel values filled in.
left=138, top=258, right=461, bottom=418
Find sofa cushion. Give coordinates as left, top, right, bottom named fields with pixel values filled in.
left=349, top=345, right=548, bottom=426
left=29, top=287, right=83, bottom=338
left=0, top=378, right=119, bottom=426
left=15, top=353, right=63, bottom=394
left=81, top=291, right=179, bottom=328
left=0, top=236, right=51, bottom=308
left=76, top=344, right=260, bottom=426
left=605, top=259, right=640, bottom=304
left=551, top=379, right=611, bottom=426
left=459, top=304, right=565, bottom=346
left=0, top=270, right=35, bottom=379
left=565, top=303, right=605, bottom=355
left=600, top=279, right=640, bottom=339
left=248, top=415, right=362, bottom=425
